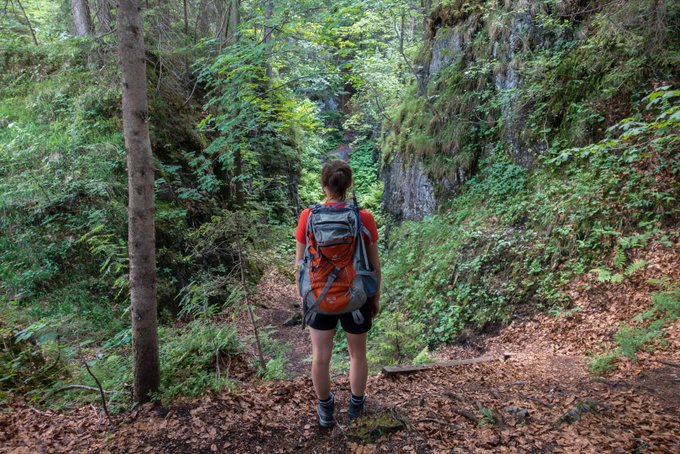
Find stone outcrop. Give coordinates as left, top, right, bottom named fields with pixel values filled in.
left=382, top=153, right=437, bottom=221
left=383, top=1, right=554, bottom=219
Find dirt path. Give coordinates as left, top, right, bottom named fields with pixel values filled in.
left=227, top=268, right=311, bottom=378
left=3, top=349, right=678, bottom=453
left=2, top=246, right=678, bottom=453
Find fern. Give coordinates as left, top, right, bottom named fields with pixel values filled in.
left=612, top=249, right=627, bottom=270
left=592, top=268, right=623, bottom=283
left=624, top=260, right=648, bottom=277
left=592, top=260, right=647, bottom=284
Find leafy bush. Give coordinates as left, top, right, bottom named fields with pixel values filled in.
left=349, top=142, right=384, bottom=212
left=588, top=351, right=618, bottom=375
left=367, top=311, right=430, bottom=372
left=0, top=318, right=63, bottom=404
left=158, top=321, right=242, bottom=400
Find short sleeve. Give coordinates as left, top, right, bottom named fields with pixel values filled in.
left=359, top=210, right=379, bottom=245
left=295, top=208, right=311, bottom=243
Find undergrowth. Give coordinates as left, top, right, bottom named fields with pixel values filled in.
left=383, top=88, right=679, bottom=344
left=589, top=286, right=680, bottom=374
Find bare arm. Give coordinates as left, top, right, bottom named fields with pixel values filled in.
left=366, top=241, right=381, bottom=316
left=295, top=241, right=305, bottom=265
left=295, top=241, right=305, bottom=293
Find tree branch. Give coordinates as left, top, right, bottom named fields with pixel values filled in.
left=13, top=0, right=38, bottom=46
left=83, top=360, right=114, bottom=427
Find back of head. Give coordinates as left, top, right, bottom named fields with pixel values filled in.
left=321, top=160, right=352, bottom=200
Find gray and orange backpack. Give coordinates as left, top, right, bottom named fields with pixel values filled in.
left=297, top=200, right=378, bottom=327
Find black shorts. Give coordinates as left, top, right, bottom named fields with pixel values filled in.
left=308, top=302, right=373, bottom=334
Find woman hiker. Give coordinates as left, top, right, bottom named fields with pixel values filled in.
left=295, top=159, right=381, bottom=428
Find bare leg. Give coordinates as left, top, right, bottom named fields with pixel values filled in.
left=309, top=328, right=335, bottom=399
left=345, top=331, right=368, bottom=396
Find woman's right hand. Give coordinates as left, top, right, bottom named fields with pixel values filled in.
left=371, top=298, right=380, bottom=317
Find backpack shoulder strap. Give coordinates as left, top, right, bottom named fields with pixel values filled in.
left=305, top=205, right=319, bottom=235
left=352, top=206, right=372, bottom=267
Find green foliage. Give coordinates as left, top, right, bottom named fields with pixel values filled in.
left=589, top=285, right=679, bottom=375
left=591, top=260, right=648, bottom=284
left=157, top=321, right=241, bottom=400
left=552, top=87, right=680, bottom=165
left=614, top=324, right=660, bottom=359
left=0, top=318, right=63, bottom=404
left=477, top=406, right=497, bottom=426
left=256, top=326, right=290, bottom=380
left=349, top=142, right=384, bottom=212
left=367, top=311, right=429, bottom=371
left=588, top=351, right=618, bottom=375
left=177, top=209, right=290, bottom=319
left=652, top=287, right=680, bottom=319
left=383, top=86, right=679, bottom=344
left=197, top=40, right=318, bottom=217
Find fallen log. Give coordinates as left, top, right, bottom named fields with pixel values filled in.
left=382, top=356, right=497, bottom=376
left=451, top=407, right=478, bottom=424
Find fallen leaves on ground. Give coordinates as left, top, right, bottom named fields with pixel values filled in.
left=1, top=242, right=678, bottom=453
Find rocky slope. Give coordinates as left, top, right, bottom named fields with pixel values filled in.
left=381, top=0, right=678, bottom=219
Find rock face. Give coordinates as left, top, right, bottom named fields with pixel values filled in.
left=429, top=27, right=463, bottom=77
left=382, top=153, right=437, bottom=221
left=491, top=6, right=546, bottom=168
left=383, top=1, right=551, bottom=219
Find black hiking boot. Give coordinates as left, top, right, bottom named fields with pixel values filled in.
left=317, top=394, right=335, bottom=428
left=348, top=394, right=365, bottom=423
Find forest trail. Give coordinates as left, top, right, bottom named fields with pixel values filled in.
left=2, top=245, right=679, bottom=453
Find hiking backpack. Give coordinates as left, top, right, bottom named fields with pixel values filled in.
left=298, top=201, right=378, bottom=327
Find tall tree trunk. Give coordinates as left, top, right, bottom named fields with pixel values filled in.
left=228, top=0, right=243, bottom=205
left=264, top=0, right=273, bottom=86
left=195, top=0, right=212, bottom=40
left=226, top=0, right=239, bottom=44
left=183, top=0, right=189, bottom=35
left=117, top=0, right=160, bottom=403
left=95, top=0, right=113, bottom=35
left=71, top=0, right=94, bottom=36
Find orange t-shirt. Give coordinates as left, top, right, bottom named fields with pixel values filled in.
left=295, top=202, right=379, bottom=245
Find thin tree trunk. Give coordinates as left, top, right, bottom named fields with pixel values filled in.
left=71, top=0, right=94, bottom=36
left=399, top=12, right=405, bottom=55
left=183, top=0, right=190, bottom=75
left=235, top=224, right=266, bottom=371
left=422, top=0, right=431, bottom=32
left=227, top=0, right=239, bottom=44
left=14, top=0, right=38, bottom=45
left=264, top=0, right=273, bottom=86
left=215, top=0, right=230, bottom=48
left=183, top=0, right=189, bottom=34
left=117, top=0, right=160, bottom=404
left=228, top=0, right=242, bottom=205
left=234, top=144, right=244, bottom=206
left=94, top=0, right=113, bottom=35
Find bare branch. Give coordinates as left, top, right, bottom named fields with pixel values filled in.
left=14, top=0, right=38, bottom=45
left=83, top=360, right=114, bottom=427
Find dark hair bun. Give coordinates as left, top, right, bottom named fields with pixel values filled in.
left=321, top=160, right=352, bottom=199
